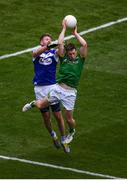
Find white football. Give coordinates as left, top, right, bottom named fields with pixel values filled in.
left=64, top=15, right=77, bottom=28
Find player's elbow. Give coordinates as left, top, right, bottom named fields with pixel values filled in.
left=32, top=52, right=38, bottom=58
left=83, top=42, right=87, bottom=48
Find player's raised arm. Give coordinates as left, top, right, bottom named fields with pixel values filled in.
left=57, top=20, right=67, bottom=57
left=32, top=34, right=52, bottom=58
left=72, top=26, right=87, bottom=58
left=32, top=45, right=48, bottom=58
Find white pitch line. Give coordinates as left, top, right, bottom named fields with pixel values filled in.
left=0, top=17, right=127, bottom=60
left=0, top=155, right=123, bottom=179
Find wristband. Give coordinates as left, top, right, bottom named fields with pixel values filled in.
left=47, top=43, right=58, bottom=49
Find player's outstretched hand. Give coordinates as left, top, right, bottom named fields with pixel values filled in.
left=62, top=19, right=67, bottom=29
left=72, top=26, right=78, bottom=36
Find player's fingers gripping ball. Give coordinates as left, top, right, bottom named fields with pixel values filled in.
left=64, top=15, right=77, bottom=28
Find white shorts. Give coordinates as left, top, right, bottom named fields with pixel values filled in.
left=48, top=84, right=77, bottom=111
left=34, top=84, right=58, bottom=105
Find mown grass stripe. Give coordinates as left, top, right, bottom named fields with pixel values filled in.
left=0, top=17, right=127, bottom=60
left=0, top=155, right=122, bottom=179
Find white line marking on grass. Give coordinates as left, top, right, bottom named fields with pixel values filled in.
left=0, top=17, right=127, bottom=60
left=0, top=155, right=123, bottom=179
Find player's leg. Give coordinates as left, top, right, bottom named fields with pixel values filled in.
left=22, top=97, right=49, bottom=112
left=51, top=103, right=65, bottom=137
left=40, top=107, right=61, bottom=149
left=65, top=110, right=76, bottom=133
left=22, top=84, right=59, bottom=112
left=65, top=110, right=76, bottom=144
left=51, top=103, right=70, bottom=153
left=40, top=107, right=53, bottom=134
left=59, top=87, right=77, bottom=144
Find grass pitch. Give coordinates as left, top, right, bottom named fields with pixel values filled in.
left=0, top=0, right=127, bottom=178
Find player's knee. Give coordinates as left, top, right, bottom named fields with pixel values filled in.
left=36, top=101, right=43, bottom=109
left=38, top=104, right=42, bottom=109
left=67, top=118, right=75, bottom=125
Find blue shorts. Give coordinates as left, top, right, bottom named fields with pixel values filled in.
left=40, top=102, right=61, bottom=113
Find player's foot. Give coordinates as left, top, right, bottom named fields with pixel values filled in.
left=52, top=136, right=61, bottom=149
left=66, top=129, right=76, bottom=144
left=61, top=140, right=70, bottom=153
left=22, top=101, right=35, bottom=112
left=51, top=131, right=61, bottom=149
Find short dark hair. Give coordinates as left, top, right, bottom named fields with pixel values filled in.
left=40, top=33, right=52, bottom=41
left=65, top=43, right=76, bottom=52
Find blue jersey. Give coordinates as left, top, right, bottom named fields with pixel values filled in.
left=32, top=48, right=58, bottom=85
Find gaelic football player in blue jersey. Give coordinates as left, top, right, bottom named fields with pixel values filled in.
left=29, top=33, right=70, bottom=153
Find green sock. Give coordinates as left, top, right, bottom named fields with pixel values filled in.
left=69, top=128, right=75, bottom=134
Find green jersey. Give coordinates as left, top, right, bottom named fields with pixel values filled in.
left=57, top=54, right=85, bottom=89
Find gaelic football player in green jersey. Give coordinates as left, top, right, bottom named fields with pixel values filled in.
left=56, top=19, right=87, bottom=143
left=22, top=19, right=87, bottom=151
